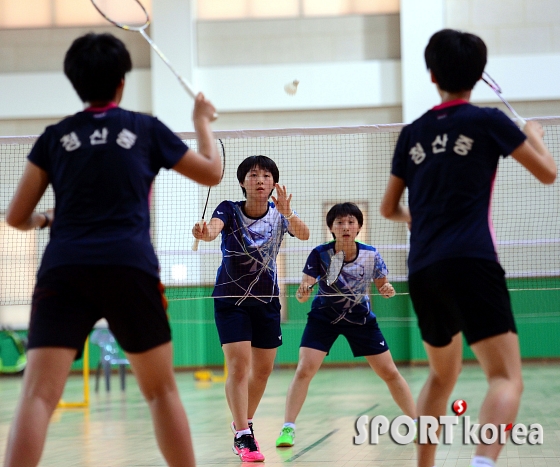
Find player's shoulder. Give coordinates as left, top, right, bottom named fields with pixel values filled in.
left=314, top=240, right=336, bottom=254
left=215, top=200, right=237, bottom=211
left=356, top=241, right=378, bottom=253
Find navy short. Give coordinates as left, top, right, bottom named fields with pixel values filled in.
left=214, top=298, right=282, bottom=349
left=300, top=314, right=389, bottom=357
left=28, top=265, right=171, bottom=358
left=408, top=257, right=517, bottom=347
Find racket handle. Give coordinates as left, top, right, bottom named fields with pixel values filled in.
left=517, top=116, right=527, bottom=130
left=192, top=220, right=204, bottom=252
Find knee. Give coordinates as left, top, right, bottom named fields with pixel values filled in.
left=228, top=361, right=251, bottom=383
left=294, top=363, right=317, bottom=382
left=376, top=365, right=402, bottom=383
left=429, top=365, right=461, bottom=392
left=140, top=379, right=177, bottom=403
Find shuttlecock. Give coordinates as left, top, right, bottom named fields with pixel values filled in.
left=284, top=80, right=299, bottom=95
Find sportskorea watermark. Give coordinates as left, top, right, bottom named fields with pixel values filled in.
left=354, top=399, right=543, bottom=446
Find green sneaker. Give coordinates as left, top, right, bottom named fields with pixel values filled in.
left=276, top=426, right=295, bottom=447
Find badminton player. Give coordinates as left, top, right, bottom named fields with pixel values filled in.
left=4, top=32, right=221, bottom=467
left=380, top=29, right=556, bottom=467
left=275, top=203, right=416, bottom=447
left=192, top=155, right=309, bottom=462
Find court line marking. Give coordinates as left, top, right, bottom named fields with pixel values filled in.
left=357, top=403, right=380, bottom=417
left=284, top=429, right=339, bottom=462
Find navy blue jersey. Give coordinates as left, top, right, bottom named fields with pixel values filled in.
left=212, top=200, right=293, bottom=305
left=304, top=241, right=388, bottom=325
left=391, top=101, right=526, bottom=274
left=28, top=106, right=187, bottom=279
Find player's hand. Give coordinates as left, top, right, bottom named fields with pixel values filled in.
left=193, top=93, right=217, bottom=123
left=192, top=220, right=208, bottom=240
left=379, top=282, right=395, bottom=298
left=296, top=282, right=312, bottom=302
left=271, top=183, right=293, bottom=217
left=523, top=120, right=544, bottom=139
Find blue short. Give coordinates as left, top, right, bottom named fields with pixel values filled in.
left=28, top=265, right=171, bottom=359
left=300, top=315, right=389, bottom=357
left=214, top=298, right=282, bottom=349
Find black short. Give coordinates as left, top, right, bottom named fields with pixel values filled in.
left=408, top=258, right=516, bottom=347
left=28, top=265, right=171, bottom=358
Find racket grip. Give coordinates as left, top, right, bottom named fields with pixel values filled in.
left=518, top=116, right=527, bottom=130
left=192, top=220, right=204, bottom=252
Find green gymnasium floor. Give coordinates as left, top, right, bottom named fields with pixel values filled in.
left=1, top=363, right=559, bottom=466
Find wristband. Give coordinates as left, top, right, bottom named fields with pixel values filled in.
left=285, top=211, right=295, bottom=220
left=39, top=212, right=50, bottom=229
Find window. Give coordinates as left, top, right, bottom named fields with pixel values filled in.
left=0, top=0, right=152, bottom=29
left=197, top=0, right=399, bottom=20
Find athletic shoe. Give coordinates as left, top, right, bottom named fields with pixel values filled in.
left=232, top=433, right=265, bottom=462
left=231, top=420, right=254, bottom=436
left=276, top=426, right=295, bottom=447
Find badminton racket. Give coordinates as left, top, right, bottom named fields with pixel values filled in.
left=297, top=251, right=345, bottom=298
left=482, top=72, right=526, bottom=129
left=91, top=0, right=217, bottom=118
left=192, top=139, right=226, bottom=251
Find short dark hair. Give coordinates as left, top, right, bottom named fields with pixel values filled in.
left=326, top=203, right=363, bottom=239
left=424, top=29, right=487, bottom=93
left=236, top=156, right=280, bottom=198
left=64, top=33, right=132, bottom=103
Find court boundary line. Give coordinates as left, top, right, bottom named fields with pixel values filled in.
left=284, top=429, right=339, bottom=462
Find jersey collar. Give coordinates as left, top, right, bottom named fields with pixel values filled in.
left=84, top=102, right=119, bottom=113
left=432, top=99, right=469, bottom=111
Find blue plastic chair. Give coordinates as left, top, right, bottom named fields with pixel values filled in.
left=90, top=329, right=129, bottom=392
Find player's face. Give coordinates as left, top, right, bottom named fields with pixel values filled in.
left=241, top=166, right=275, bottom=200
left=330, top=215, right=360, bottom=243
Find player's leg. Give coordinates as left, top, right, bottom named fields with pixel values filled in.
left=416, top=333, right=463, bottom=467
left=275, top=346, right=326, bottom=447
left=365, top=350, right=416, bottom=419
left=284, top=346, right=326, bottom=422
left=3, top=347, right=76, bottom=467
left=126, top=343, right=195, bottom=467
left=347, top=318, right=416, bottom=419
left=4, top=265, right=99, bottom=467
left=247, top=346, right=277, bottom=420
left=276, top=316, right=335, bottom=447
left=247, top=298, right=283, bottom=422
left=470, top=331, right=523, bottom=464
left=102, top=266, right=196, bottom=467
left=458, top=259, right=521, bottom=467
left=223, top=340, right=253, bottom=431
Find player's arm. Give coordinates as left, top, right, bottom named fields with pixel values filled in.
left=379, top=175, right=411, bottom=224
left=296, top=273, right=316, bottom=303
left=272, top=183, right=310, bottom=240
left=374, top=277, right=396, bottom=298
left=173, top=93, right=222, bottom=186
left=6, top=161, right=52, bottom=231
left=511, top=121, right=557, bottom=185
left=192, top=217, right=224, bottom=242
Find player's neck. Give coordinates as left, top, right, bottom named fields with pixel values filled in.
left=243, top=198, right=268, bottom=217
left=438, top=89, right=471, bottom=103
left=335, top=240, right=357, bottom=262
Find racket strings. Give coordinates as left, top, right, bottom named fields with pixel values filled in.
left=90, top=0, right=149, bottom=30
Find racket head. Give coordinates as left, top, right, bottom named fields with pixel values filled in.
left=90, top=0, right=150, bottom=32
left=326, top=250, right=345, bottom=286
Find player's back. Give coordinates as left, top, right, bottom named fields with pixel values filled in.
left=29, top=106, right=186, bottom=278
left=392, top=101, right=526, bottom=274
